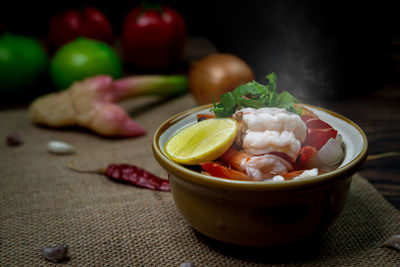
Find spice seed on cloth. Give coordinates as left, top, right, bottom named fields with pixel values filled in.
left=40, top=244, right=69, bottom=262
left=6, top=132, right=23, bottom=146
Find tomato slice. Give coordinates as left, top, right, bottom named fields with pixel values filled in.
left=294, top=146, right=318, bottom=169
left=301, top=116, right=337, bottom=150
left=301, top=115, right=316, bottom=122
left=201, top=162, right=253, bottom=181
left=304, top=118, right=333, bottom=129
left=303, top=128, right=337, bottom=150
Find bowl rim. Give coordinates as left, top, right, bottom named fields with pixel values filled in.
left=152, top=104, right=368, bottom=192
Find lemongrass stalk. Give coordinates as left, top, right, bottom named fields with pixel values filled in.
left=113, top=75, right=188, bottom=101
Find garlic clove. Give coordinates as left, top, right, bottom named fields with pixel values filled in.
left=47, top=141, right=76, bottom=155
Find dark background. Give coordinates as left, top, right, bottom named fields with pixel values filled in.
left=1, top=0, right=399, bottom=101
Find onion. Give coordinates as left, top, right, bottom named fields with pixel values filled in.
left=308, top=134, right=344, bottom=170
left=189, top=53, right=254, bottom=105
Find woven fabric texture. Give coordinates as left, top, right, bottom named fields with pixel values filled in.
left=1, top=95, right=399, bottom=266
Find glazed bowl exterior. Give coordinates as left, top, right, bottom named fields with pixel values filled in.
left=152, top=104, right=368, bottom=246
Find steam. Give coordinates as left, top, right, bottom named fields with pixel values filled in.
left=244, top=2, right=340, bottom=102
left=205, top=1, right=387, bottom=101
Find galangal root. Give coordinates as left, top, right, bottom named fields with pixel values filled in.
left=29, top=75, right=187, bottom=137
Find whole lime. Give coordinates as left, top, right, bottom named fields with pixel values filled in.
left=50, top=37, right=123, bottom=90
left=0, top=33, right=48, bottom=92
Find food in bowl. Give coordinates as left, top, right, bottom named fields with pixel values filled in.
left=152, top=73, right=368, bottom=246
left=165, top=73, right=345, bottom=182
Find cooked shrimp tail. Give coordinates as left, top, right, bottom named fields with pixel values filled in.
left=220, top=146, right=293, bottom=181
left=220, top=146, right=249, bottom=171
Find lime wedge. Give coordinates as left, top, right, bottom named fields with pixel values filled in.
left=165, top=118, right=238, bottom=165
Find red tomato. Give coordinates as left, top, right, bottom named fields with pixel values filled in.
left=302, top=115, right=333, bottom=129
left=293, top=146, right=318, bottom=169
left=201, top=162, right=253, bottom=181
left=301, top=116, right=338, bottom=150
left=121, top=5, right=186, bottom=70
left=48, top=7, right=114, bottom=50
left=269, top=146, right=317, bottom=170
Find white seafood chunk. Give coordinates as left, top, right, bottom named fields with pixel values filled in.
left=234, top=107, right=306, bottom=160
left=243, top=130, right=301, bottom=159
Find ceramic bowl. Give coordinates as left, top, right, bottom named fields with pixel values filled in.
left=152, top=104, right=368, bottom=246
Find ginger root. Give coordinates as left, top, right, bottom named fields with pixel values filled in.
left=29, top=75, right=187, bottom=137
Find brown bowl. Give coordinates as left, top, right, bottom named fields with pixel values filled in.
left=152, top=104, right=368, bottom=246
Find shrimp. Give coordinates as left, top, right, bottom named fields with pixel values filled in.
left=220, top=146, right=293, bottom=180
left=234, top=107, right=307, bottom=160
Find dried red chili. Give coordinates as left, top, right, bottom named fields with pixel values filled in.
left=105, top=164, right=170, bottom=191
left=69, top=162, right=170, bottom=192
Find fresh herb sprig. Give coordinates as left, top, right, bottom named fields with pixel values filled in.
left=211, top=73, right=301, bottom=117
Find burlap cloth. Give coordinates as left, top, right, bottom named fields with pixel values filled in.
left=1, top=94, right=399, bottom=266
